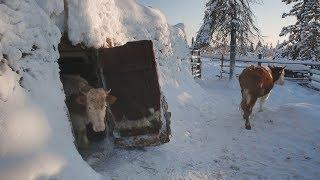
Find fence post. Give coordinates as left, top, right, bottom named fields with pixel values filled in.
left=309, top=65, right=314, bottom=82
left=220, top=54, right=224, bottom=79
left=258, top=54, right=262, bottom=66
left=191, top=49, right=202, bottom=79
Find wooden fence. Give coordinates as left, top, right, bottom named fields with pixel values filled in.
left=309, top=69, right=320, bottom=90
left=191, top=50, right=202, bottom=78
left=213, top=56, right=320, bottom=91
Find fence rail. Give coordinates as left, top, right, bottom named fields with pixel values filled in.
left=210, top=57, right=320, bottom=66
left=210, top=56, right=320, bottom=91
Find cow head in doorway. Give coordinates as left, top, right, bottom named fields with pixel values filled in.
left=76, top=88, right=117, bottom=132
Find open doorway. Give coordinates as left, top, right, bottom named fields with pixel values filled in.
left=58, top=36, right=171, bottom=161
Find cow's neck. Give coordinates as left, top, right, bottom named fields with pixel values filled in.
left=264, top=66, right=274, bottom=82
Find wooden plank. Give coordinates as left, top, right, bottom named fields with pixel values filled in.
left=59, top=52, right=92, bottom=63
left=222, top=65, right=247, bottom=68
left=311, top=76, right=320, bottom=83
left=310, top=81, right=320, bottom=90
left=285, top=77, right=309, bottom=81
left=211, top=57, right=320, bottom=66
left=310, top=69, right=320, bottom=75
left=100, top=40, right=161, bottom=121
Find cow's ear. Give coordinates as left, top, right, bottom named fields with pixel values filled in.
left=106, top=95, right=117, bottom=105
left=75, top=95, right=87, bottom=105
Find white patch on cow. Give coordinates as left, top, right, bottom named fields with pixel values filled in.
left=275, top=70, right=285, bottom=85
left=243, top=89, right=251, bottom=105
left=86, top=88, right=107, bottom=132
left=264, top=66, right=273, bottom=80
left=259, top=92, right=270, bottom=112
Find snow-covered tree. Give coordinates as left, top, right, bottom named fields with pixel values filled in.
left=239, top=41, right=249, bottom=56
left=214, top=39, right=230, bottom=57
left=195, top=0, right=260, bottom=79
left=255, top=40, right=262, bottom=51
left=273, top=40, right=286, bottom=59
left=249, top=42, right=255, bottom=52
left=279, top=0, right=320, bottom=61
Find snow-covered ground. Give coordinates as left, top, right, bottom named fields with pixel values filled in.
left=88, top=58, right=320, bottom=179
left=1, top=1, right=319, bottom=179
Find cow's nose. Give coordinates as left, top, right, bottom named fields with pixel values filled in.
left=93, top=124, right=105, bottom=132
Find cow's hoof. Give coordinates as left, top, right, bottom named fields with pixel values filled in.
left=245, top=125, right=252, bottom=130
left=258, top=109, right=263, bottom=112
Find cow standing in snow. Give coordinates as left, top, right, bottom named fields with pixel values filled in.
left=61, top=75, right=117, bottom=148
left=239, top=65, right=285, bottom=130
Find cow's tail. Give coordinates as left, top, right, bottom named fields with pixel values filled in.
left=239, top=89, right=244, bottom=115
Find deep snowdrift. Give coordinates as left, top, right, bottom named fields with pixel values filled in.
left=0, top=1, right=101, bottom=179
left=0, top=0, right=197, bottom=179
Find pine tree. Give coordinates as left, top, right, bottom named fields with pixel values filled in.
left=280, top=0, right=320, bottom=61
left=191, top=37, right=195, bottom=47
left=273, top=40, right=284, bottom=59
left=255, top=40, right=262, bottom=51
left=249, top=42, right=255, bottom=52
left=195, top=0, right=260, bottom=79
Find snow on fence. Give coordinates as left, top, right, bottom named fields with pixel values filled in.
left=210, top=56, right=320, bottom=91
left=191, top=50, right=202, bottom=78
left=309, top=69, right=320, bottom=90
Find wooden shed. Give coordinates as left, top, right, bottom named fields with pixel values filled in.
left=58, top=36, right=171, bottom=148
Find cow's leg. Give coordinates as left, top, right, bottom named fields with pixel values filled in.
left=241, top=89, right=253, bottom=130
left=241, top=89, right=258, bottom=130
left=240, top=91, right=247, bottom=119
left=245, top=96, right=258, bottom=130
left=71, top=114, right=90, bottom=149
left=259, top=92, right=270, bottom=112
left=76, top=128, right=89, bottom=149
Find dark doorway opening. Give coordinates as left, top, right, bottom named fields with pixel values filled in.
left=58, top=36, right=171, bottom=152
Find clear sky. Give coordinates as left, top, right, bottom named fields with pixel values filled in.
left=137, top=0, right=295, bottom=46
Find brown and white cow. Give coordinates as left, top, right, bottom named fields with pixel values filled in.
left=62, top=75, right=117, bottom=148
left=239, top=65, right=285, bottom=130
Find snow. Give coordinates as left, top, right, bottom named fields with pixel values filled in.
left=1, top=0, right=320, bottom=179
left=66, top=0, right=126, bottom=48
left=89, top=58, right=320, bottom=180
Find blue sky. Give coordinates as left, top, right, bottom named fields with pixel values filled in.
left=137, top=0, right=295, bottom=46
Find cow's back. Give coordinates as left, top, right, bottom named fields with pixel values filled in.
left=61, top=75, right=89, bottom=97
left=62, top=75, right=89, bottom=124
left=239, top=66, right=274, bottom=97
